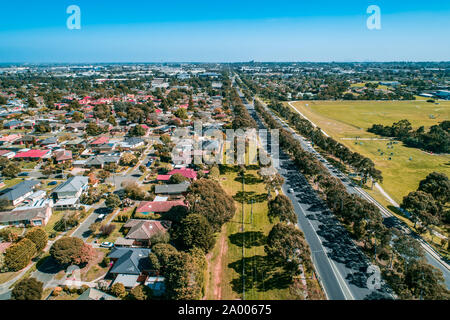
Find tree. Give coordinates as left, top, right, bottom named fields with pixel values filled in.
left=105, top=194, right=121, bottom=210
left=25, top=227, right=48, bottom=252
left=50, top=237, right=95, bottom=266
left=86, top=122, right=103, bottom=136
left=404, top=260, right=449, bottom=300
left=120, top=153, right=138, bottom=167
left=128, top=125, right=146, bottom=137
left=110, top=283, right=126, bottom=298
left=89, top=221, right=101, bottom=234
left=165, top=248, right=206, bottom=300
left=0, top=198, right=11, bottom=210
left=97, top=170, right=110, bottom=182
left=418, top=172, right=450, bottom=206
left=152, top=243, right=178, bottom=274
left=174, top=108, right=188, bottom=120
left=99, top=224, right=116, bottom=236
left=4, top=239, right=37, bottom=271
left=265, top=223, right=311, bottom=272
left=129, top=285, right=152, bottom=300
left=402, top=191, right=440, bottom=228
left=2, top=163, right=21, bottom=178
left=268, top=195, right=297, bottom=224
left=169, top=173, right=187, bottom=184
left=171, top=214, right=215, bottom=253
left=11, top=278, right=43, bottom=300
left=209, top=166, right=220, bottom=180
left=186, top=179, right=236, bottom=232
left=0, top=228, right=19, bottom=242
left=148, top=252, right=161, bottom=273
left=72, top=111, right=84, bottom=122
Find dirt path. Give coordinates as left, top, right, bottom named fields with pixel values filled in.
left=212, top=231, right=228, bottom=300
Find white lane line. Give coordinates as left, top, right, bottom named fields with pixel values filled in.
left=291, top=191, right=355, bottom=300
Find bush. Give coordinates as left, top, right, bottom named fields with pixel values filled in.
left=4, top=238, right=37, bottom=271
left=110, top=282, right=126, bottom=298
left=99, top=224, right=116, bottom=236
left=25, top=227, right=48, bottom=252
left=129, top=285, right=152, bottom=300
left=11, top=278, right=43, bottom=300
left=50, top=237, right=95, bottom=266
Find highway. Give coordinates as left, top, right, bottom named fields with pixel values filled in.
left=234, top=84, right=393, bottom=300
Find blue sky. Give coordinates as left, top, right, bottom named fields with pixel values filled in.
left=0, top=0, right=449, bottom=62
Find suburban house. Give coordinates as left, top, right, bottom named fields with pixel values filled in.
left=108, top=247, right=153, bottom=289
left=119, top=137, right=145, bottom=150
left=14, top=149, right=51, bottom=161
left=154, top=181, right=190, bottom=198
left=53, top=149, right=73, bottom=163
left=52, top=176, right=89, bottom=209
left=123, top=219, right=171, bottom=247
left=0, top=150, right=16, bottom=159
left=0, top=180, right=40, bottom=206
left=39, top=136, right=58, bottom=147
left=136, top=200, right=187, bottom=216
left=0, top=205, right=52, bottom=227
left=0, top=134, right=22, bottom=145
left=3, top=120, right=24, bottom=130
left=84, top=155, right=120, bottom=169
left=156, top=168, right=197, bottom=182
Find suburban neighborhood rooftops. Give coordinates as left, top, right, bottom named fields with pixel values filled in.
left=108, top=247, right=152, bottom=275
left=77, top=288, right=119, bottom=301
left=0, top=206, right=49, bottom=224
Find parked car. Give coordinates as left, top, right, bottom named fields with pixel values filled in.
left=19, top=172, right=29, bottom=177
left=96, top=214, right=106, bottom=221
left=100, top=242, right=114, bottom=248
left=48, top=181, right=58, bottom=186
left=288, top=188, right=294, bottom=193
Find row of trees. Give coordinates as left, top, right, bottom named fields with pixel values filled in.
left=368, top=120, right=449, bottom=153
left=262, top=100, right=383, bottom=185
left=255, top=99, right=449, bottom=299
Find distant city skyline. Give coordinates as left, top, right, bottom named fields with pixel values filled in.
left=0, top=0, right=449, bottom=63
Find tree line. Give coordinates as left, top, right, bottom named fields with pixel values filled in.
left=368, top=119, right=449, bottom=153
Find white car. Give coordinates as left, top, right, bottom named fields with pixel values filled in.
left=100, top=242, right=114, bottom=248
left=288, top=188, right=294, bottom=193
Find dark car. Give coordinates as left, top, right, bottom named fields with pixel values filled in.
left=48, top=181, right=58, bottom=186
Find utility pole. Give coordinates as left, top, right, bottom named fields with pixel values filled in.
left=242, top=172, right=245, bottom=300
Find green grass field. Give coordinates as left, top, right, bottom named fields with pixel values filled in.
left=289, top=100, right=450, bottom=205
left=204, top=165, right=315, bottom=300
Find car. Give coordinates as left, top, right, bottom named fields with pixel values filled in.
left=288, top=188, right=294, bottom=193
left=48, top=181, right=58, bottom=186
left=100, top=242, right=114, bottom=248
left=18, top=172, right=29, bottom=177
left=96, top=214, right=106, bottom=221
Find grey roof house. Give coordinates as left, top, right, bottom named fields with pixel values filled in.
left=0, top=180, right=40, bottom=206
left=154, top=181, right=190, bottom=196
left=108, top=247, right=153, bottom=288
left=52, top=176, right=89, bottom=200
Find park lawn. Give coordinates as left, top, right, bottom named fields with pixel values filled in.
left=290, top=100, right=449, bottom=136
left=289, top=101, right=450, bottom=204
left=207, top=166, right=304, bottom=300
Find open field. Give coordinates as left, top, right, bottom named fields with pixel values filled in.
left=289, top=100, right=450, bottom=205
left=205, top=165, right=308, bottom=300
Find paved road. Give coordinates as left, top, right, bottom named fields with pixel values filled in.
left=235, top=83, right=393, bottom=300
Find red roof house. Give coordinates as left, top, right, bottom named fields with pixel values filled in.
left=90, top=136, right=109, bottom=145
left=168, top=168, right=197, bottom=180
left=14, top=149, right=51, bottom=160
left=136, top=200, right=187, bottom=215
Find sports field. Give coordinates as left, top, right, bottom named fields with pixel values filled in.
left=288, top=100, right=450, bottom=205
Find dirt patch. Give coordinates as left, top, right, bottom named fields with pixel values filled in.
left=211, top=232, right=228, bottom=300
